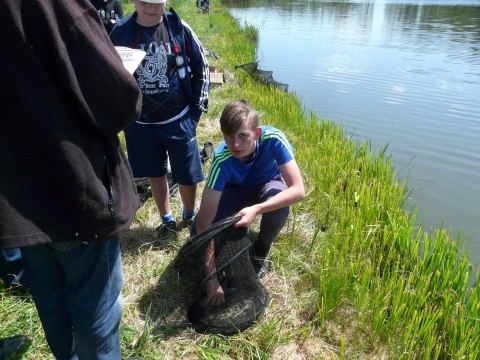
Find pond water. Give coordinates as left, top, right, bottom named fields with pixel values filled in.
left=224, top=0, right=480, bottom=264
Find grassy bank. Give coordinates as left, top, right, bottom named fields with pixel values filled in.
left=1, top=1, right=478, bottom=358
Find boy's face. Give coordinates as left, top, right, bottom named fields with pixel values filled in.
left=134, top=0, right=166, bottom=27
left=223, top=122, right=261, bottom=162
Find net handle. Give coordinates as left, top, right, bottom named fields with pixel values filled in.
left=175, top=216, right=242, bottom=265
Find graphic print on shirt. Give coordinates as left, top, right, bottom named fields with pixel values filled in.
left=136, top=41, right=170, bottom=94
left=131, top=24, right=188, bottom=122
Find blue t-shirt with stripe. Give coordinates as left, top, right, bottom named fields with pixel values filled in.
left=206, top=126, right=294, bottom=191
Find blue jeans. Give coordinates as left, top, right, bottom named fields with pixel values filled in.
left=20, top=239, right=123, bottom=360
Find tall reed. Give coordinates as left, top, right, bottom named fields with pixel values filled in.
left=179, top=0, right=480, bottom=357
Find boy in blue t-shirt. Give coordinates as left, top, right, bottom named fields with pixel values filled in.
left=191, top=99, right=305, bottom=305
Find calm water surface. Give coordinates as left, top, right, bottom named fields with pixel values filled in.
left=225, top=0, right=480, bottom=263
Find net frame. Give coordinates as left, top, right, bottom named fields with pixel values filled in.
left=174, top=216, right=270, bottom=335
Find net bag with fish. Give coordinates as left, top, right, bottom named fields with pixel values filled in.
left=174, top=216, right=269, bottom=335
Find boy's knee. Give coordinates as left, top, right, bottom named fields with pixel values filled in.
left=264, top=206, right=289, bottom=223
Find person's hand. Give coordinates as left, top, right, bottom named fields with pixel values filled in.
left=205, top=277, right=225, bottom=306
left=234, top=206, right=258, bottom=228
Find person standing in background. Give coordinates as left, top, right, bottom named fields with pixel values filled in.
left=90, top=0, right=124, bottom=34
left=0, top=0, right=142, bottom=358
left=110, top=0, right=210, bottom=241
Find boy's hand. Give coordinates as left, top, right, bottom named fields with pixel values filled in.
left=234, top=206, right=258, bottom=227
left=205, top=278, right=225, bottom=305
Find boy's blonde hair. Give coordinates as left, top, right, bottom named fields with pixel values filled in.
left=220, top=100, right=259, bottom=136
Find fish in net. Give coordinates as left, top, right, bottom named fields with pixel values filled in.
left=174, top=216, right=269, bottom=335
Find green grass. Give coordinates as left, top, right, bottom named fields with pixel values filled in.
left=1, top=0, right=478, bottom=358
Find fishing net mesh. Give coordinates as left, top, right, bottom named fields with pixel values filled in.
left=174, top=216, right=269, bottom=335
left=235, top=61, right=289, bottom=92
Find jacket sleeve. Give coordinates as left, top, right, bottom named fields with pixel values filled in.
left=182, top=20, right=210, bottom=121
left=68, top=2, right=141, bottom=135
left=25, top=0, right=141, bottom=137
left=114, top=0, right=124, bottom=19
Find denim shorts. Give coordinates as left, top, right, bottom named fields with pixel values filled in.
left=124, top=109, right=205, bottom=185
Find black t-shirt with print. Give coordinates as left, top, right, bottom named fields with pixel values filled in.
left=133, top=21, right=189, bottom=123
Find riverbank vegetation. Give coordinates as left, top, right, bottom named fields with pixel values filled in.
left=1, top=0, right=478, bottom=358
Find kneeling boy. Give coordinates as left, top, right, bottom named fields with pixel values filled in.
left=191, top=99, right=305, bottom=305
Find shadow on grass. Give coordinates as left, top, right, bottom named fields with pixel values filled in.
left=120, top=225, right=198, bottom=340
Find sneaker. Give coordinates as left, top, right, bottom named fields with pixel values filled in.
left=183, top=216, right=194, bottom=229
left=155, top=222, right=178, bottom=244
left=0, top=335, right=29, bottom=359
left=182, top=209, right=197, bottom=229
left=251, top=257, right=270, bottom=279
left=200, top=141, right=214, bottom=164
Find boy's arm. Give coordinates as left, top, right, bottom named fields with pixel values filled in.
left=115, top=0, right=124, bottom=19
left=182, top=21, right=210, bottom=120
left=204, top=239, right=225, bottom=305
left=195, top=187, right=221, bottom=234
left=235, top=159, right=305, bottom=228
left=195, top=187, right=225, bottom=305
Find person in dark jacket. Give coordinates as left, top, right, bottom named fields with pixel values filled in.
left=90, top=0, right=124, bottom=34
left=0, top=0, right=142, bottom=358
left=110, top=0, right=210, bottom=241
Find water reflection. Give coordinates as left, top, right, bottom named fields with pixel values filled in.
left=228, top=0, right=480, bottom=64
left=225, top=0, right=480, bottom=264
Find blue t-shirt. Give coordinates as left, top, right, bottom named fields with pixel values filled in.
left=206, top=126, right=294, bottom=191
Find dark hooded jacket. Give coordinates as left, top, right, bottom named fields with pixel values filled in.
left=0, top=0, right=142, bottom=248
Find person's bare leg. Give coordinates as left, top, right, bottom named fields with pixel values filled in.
left=150, top=176, right=170, bottom=216
left=178, top=184, right=197, bottom=213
